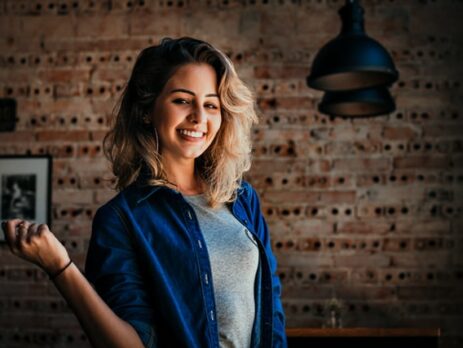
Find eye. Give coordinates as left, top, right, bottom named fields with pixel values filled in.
left=172, top=98, right=189, bottom=105
left=205, top=103, right=219, bottom=110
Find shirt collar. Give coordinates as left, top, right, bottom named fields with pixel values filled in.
left=125, top=162, right=247, bottom=206
left=122, top=163, right=164, bottom=205
left=126, top=177, right=247, bottom=207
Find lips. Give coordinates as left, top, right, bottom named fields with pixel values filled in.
left=177, top=129, right=206, bottom=138
left=177, top=129, right=206, bottom=143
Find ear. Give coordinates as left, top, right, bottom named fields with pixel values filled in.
left=143, top=115, right=151, bottom=124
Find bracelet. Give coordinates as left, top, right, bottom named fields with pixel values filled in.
left=49, top=259, right=73, bottom=281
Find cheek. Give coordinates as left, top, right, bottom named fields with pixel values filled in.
left=153, top=111, right=177, bottom=133
left=212, top=114, right=222, bottom=134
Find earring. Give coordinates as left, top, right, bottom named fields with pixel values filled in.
left=154, top=127, right=159, bottom=153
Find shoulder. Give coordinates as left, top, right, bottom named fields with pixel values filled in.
left=95, top=182, right=162, bottom=215
left=92, top=185, right=137, bottom=223
left=89, top=186, right=144, bottom=247
left=237, top=179, right=252, bottom=198
left=236, top=179, right=261, bottom=208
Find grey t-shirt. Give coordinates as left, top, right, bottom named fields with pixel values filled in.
left=184, top=193, right=259, bottom=348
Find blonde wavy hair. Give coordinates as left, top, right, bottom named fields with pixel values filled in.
left=104, top=37, right=258, bottom=208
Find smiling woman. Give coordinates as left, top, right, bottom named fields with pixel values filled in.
left=2, top=37, right=287, bottom=348
left=106, top=37, right=258, bottom=206
left=149, top=63, right=223, bottom=186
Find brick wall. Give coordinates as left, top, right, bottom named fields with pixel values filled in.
left=0, top=0, right=462, bottom=347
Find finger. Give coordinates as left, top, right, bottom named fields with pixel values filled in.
left=15, top=221, right=30, bottom=250
left=26, top=223, right=39, bottom=243
left=16, top=221, right=30, bottom=241
left=3, top=219, right=25, bottom=246
left=36, top=224, right=49, bottom=236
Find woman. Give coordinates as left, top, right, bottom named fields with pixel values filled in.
left=2, top=37, right=287, bottom=348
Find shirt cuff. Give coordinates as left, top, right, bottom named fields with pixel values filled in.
left=127, top=319, right=157, bottom=348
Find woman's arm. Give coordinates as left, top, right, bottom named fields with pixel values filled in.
left=2, top=219, right=145, bottom=348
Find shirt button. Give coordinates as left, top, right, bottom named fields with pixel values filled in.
left=210, top=310, right=214, bottom=321
left=204, top=273, right=209, bottom=285
left=198, top=240, right=203, bottom=249
left=187, top=210, right=193, bottom=219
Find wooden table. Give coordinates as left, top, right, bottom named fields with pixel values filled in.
left=286, top=328, right=441, bottom=348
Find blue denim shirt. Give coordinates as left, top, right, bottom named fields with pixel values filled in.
left=84, top=179, right=287, bottom=347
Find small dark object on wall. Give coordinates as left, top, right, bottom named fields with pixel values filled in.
left=0, top=98, right=17, bottom=132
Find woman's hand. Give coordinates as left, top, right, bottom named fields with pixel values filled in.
left=1, top=219, right=70, bottom=276
left=2, top=219, right=146, bottom=348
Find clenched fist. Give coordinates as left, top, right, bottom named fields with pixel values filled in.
left=2, top=219, right=70, bottom=277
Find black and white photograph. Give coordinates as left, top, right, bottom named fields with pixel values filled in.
left=0, top=155, right=51, bottom=242
left=1, top=173, right=36, bottom=220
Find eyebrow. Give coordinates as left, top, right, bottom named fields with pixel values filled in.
left=169, top=88, right=219, bottom=98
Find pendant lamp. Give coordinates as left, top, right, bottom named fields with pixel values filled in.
left=307, top=0, right=399, bottom=91
left=319, top=86, right=395, bottom=117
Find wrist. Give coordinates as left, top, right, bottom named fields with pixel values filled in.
left=41, top=251, right=71, bottom=275
left=48, top=259, right=73, bottom=281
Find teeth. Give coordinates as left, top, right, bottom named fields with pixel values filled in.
left=178, top=129, right=204, bottom=138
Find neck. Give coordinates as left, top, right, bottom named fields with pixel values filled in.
left=161, top=154, right=203, bottom=195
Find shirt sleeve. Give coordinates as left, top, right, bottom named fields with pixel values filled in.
left=247, top=184, right=288, bottom=348
left=128, top=320, right=157, bottom=348
left=84, top=203, right=157, bottom=348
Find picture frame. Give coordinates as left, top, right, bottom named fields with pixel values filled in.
left=0, top=155, right=52, bottom=242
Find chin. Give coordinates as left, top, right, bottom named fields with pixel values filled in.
left=180, top=149, right=206, bottom=160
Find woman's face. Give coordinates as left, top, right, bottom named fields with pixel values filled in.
left=151, top=63, right=222, bottom=162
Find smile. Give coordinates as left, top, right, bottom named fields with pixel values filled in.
left=177, top=129, right=206, bottom=138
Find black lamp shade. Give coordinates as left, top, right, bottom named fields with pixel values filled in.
left=307, top=35, right=399, bottom=91
left=307, top=0, right=399, bottom=92
left=319, top=87, right=395, bottom=117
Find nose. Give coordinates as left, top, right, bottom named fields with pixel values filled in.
left=189, top=103, right=207, bottom=124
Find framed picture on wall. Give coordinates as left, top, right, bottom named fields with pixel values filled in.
left=0, top=155, right=52, bottom=242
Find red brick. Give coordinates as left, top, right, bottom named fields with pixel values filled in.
left=0, top=283, right=50, bottom=297
left=394, top=220, right=451, bottom=235
left=93, top=68, right=130, bottom=82
left=318, top=191, right=356, bottom=204
left=333, top=254, right=391, bottom=268
left=20, top=15, right=74, bottom=39
left=77, top=14, right=129, bottom=38
left=396, top=286, right=441, bottom=300
left=333, top=158, right=390, bottom=172
left=257, top=96, right=313, bottom=110
left=0, top=131, right=35, bottom=142
left=350, top=269, right=379, bottom=284
left=129, top=9, right=191, bottom=36
left=52, top=189, right=94, bottom=205
left=393, top=156, right=452, bottom=169
left=336, top=221, right=392, bottom=234
left=383, top=126, right=420, bottom=140
left=37, top=68, right=91, bottom=83
left=254, top=66, right=310, bottom=79
left=55, top=83, right=82, bottom=98
left=36, top=130, right=89, bottom=142
left=334, top=285, right=396, bottom=300
left=251, top=159, right=309, bottom=173
left=262, top=190, right=317, bottom=204
left=94, top=189, right=117, bottom=204
left=391, top=252, right=452, bottom=268
left=423, top=125, right=463, bottom=138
